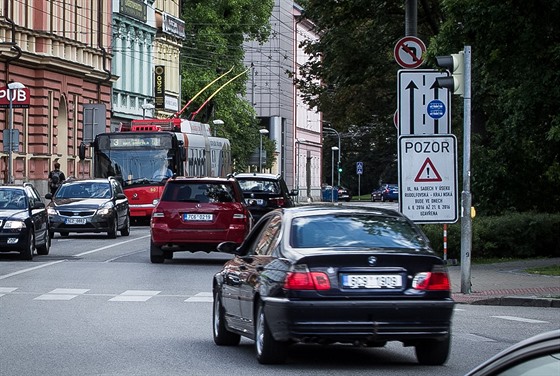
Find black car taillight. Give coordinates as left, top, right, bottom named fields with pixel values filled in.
left=412, top=268, right=451, bottom=291
left=284, top=265, right=330, bottom=290
left=269, top=197, right=286, bottom=207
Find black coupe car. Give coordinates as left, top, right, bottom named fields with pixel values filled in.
left=212, top=205, right=455, bottom=365
left=0, top=183, right=50, bottom=260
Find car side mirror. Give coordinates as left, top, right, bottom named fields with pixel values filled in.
left=33, top=201, right=46, bottom=209
left=217, top=241, right=242, bottom=255
left=289, top=189, right=298, bottom=196
left=116, top=193, right=127, bottom=200
left=45, top=193, right=53, bottom=200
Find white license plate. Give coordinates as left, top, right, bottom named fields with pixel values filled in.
left=341, top=274, right=402, bottom=289
left=183, top=213, right=213, bottom=221
left=65, top=218, right=86, bottom=225
left=246, top=199, right=264, bottom=205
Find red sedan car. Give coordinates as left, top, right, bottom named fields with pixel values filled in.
left=150, top=176, right=252, bottom=263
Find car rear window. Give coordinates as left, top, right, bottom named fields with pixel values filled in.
left=161, top=182, right=237, bottom=203
left=290, top=214, right=428, bottom=250
left=237, top=179, right=280, bottom=194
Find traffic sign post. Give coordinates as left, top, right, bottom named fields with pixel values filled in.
left=398, top=69, right=451, bottom=135
left=398, top=135, right=458, bottom=223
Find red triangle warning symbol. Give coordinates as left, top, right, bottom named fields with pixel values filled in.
left=414, top=157, right=442, bottom=182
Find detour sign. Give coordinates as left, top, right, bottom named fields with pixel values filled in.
left=0, top=86, right=30, bottom=108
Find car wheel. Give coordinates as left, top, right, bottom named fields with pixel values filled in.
left=255, top=302, right=288, bottom=364
left=150, top=241, right=164, bottom=264
left=48, top=230, right=55, bottom=239
left=36, top=229, right=50, bottom=255
left=20, top=231, right=35, bottom=261
left=163, top=251, right=173, bottom=260
left=120, top=214, right=131, bottom=236
left=415, top=336, right=451, bottom=365
left=213, top=290, right=241, bottom=346
left=108, top=216, right=118, bottom=239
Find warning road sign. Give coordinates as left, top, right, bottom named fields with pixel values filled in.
left=398, top=135, right=458, bottom=223
left=414, top=158, right=442, bottom=182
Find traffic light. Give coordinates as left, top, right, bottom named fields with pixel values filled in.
left=337, top=163, right=342, bottom=173
left=435, top=52, right=464, bottom=96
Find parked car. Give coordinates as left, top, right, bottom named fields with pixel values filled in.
left=234, top=173, right=297, bottom=223
left=150, top=176, right=252, bottom=263
left=371, top=187, right=384, bottom=201
left=465, top=329, right=560, bottom=376
left=212, top=205, right=454, bottom=365
left=45, top=177, right=130, bottom=239
left=336, top=186, right=352, bottom=202
left=380, top=184, right=399, bottom=202
left=0, top=183, right=50, bottom=260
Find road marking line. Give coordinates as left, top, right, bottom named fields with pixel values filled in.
left=462, top=333, right=496, bottom=342
left=0, top=236, right=151, bottom=281
left=109, top=290, right=160, bottom=302
left=492, top=315, right=549, bottom=324
left=34, top=288, right=90, bottom=301
left=50, top=288, right=90, bottom=294
left=185, top=292, right=213, bottom=302
left=0, top=261, right=65, bottom=280
left=76, top=235, right=150, bottom=257
left=0, top=287, right=17, bottom=293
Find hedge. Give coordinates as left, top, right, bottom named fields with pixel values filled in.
left=421, top=212, right=560, bottom=260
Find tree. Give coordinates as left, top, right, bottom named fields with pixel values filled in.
left=427, top=0, right=560, bottom=214
left=179, top=0, right=275, bottom=171
left=296, top=0, right=440, bottom=192
left=297, top=0, right=560, bottom=213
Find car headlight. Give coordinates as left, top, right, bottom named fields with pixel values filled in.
left=4, top=220, right=26, bottom=229
left=47, top=207, right=58, bottom=215
left=97, top=202, right=114, bottom=215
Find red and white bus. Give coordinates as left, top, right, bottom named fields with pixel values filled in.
left=93, top=118, right=232, bottom=220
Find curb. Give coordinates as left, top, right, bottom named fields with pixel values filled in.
left=453, top=296, right=560, bottom=308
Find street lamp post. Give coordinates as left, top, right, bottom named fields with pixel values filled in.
left=7, top=82, right=25, bottom=184
left=141, top=103, right=155, bottom=119
left=295, top=138, right=306, bottom=203
left=331, top=146, right=339, bottom=203
left=259, top=129, right=269, bottom=172
left=212, top=119, right=224, bottom=136
left=324, top=126, right=341, bottom=186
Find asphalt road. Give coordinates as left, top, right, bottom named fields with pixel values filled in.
left=1, top=224, right=558, bottom=376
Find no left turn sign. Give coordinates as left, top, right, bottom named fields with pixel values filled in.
left=394, top=36, right=426, bottom=69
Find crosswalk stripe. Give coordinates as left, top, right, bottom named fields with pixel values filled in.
left=109, top=290, right=160, bottom=302
left=185, top=292, right=213, bottom=302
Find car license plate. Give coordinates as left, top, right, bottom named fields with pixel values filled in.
left=341, top=274, right=402, bottom=289
left=65, top=218, right=86, bottom=225
left=183, top=213, right=213, bottom=221
left=246, top=199, right=264, bottom=205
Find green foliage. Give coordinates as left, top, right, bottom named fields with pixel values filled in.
left=421, top=213, right=560, bottom=260
left=297, top=0, right=560, bottom=214
left=179, top=0, right=275, bottom=170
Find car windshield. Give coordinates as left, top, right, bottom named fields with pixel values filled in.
left=0, top=189, right=27, bottom=209
left=55, top=183, right=111, bottom=199
left=161, top=182, right=236, bottom=203
left=237, top=179, right=280, bottom=194
left=290, top=214, right=428, bottom=249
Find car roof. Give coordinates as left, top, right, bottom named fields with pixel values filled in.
left=167, top=176, right=236, bottom=183
left=465, top=329, right=560, bottom=376
left=63, top=178, right=113, bottom=184
left=234, top=173, right=281, bottom=180
left=277, top=205, right=406, bottom=221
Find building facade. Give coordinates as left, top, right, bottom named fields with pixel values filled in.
left=243, top=0, right=323, bottom=201
left=0, top=0, right=113, bottom=195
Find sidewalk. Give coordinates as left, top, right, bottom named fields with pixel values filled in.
left=448, top=258, right=560, bottom=307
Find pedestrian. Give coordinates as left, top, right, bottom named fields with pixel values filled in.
left=48, top=162, right=66, bottom=195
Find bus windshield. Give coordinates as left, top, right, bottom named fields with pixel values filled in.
left=94, top=134, right=177, bottom=186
